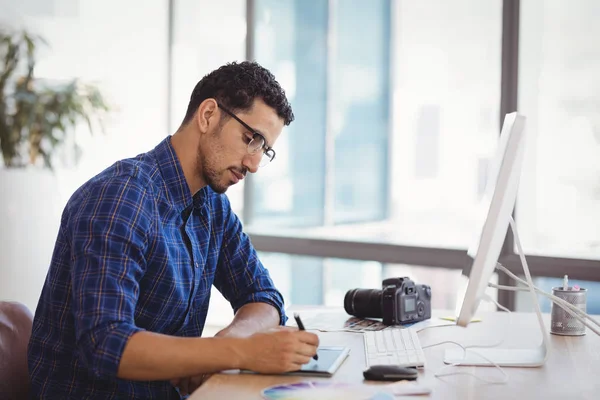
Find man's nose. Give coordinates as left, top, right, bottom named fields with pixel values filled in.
left=242, top=152, right=261, bottom=173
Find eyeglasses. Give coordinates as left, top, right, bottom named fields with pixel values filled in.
left=217, top=104, right=276, bottom=167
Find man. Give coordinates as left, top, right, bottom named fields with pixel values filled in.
left=27, top=61, right=319, bottom=399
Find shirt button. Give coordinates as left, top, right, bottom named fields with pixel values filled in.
left=195, top=262, right=199, bottom=268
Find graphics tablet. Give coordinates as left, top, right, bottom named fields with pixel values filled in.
left=242, top=346, right=350, bottom=377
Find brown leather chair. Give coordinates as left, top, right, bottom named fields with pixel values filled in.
left=0, top=301, right=33, bottom=400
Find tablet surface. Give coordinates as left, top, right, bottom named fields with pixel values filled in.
left=286, top=346, right=350, bottom=376
left=241, top=346, right=351, bottom=377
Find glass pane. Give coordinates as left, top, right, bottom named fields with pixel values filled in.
left=515, top=277, right=600, bottom=315
left=205, top=254, right=498, bottom=327
left=383, top=264, right=498, bottom=312
left=332, top=0, right=390, bottom=223
left=389, top=0, right=502, bottom=249
left=246, top=0, right=502, bottom=250
left=205, top=253, right=324, bottom=326
left=324, top=259, right=383, bottom=307
left=517, top=0, right=600, bottom=259
left=249, top=0, right=328, bottom=227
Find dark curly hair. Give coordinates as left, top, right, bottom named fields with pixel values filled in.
left=180, top=61, right=294, bottom=128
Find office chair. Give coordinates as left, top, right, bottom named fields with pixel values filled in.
left=0, top=301, right=33, bottom=400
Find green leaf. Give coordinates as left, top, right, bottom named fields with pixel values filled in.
left=0, top=27, right=110, bottom=169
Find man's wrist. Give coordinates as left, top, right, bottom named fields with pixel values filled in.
left=192, top=336, right=247, bottom=371
left=218, top=336, right=247, bottom=370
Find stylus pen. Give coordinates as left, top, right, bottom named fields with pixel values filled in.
left=293, top=313, right=318, bottom=360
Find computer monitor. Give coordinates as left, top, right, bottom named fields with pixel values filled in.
left=445, top=112, right=549, bottom=367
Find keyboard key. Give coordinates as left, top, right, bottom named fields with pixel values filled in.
left=364, top=328, right=425, bottom=368
left=401, top=329, right=414, bottom=350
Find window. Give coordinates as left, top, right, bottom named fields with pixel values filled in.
left=248, top=0, right=329, bottom=227
left=389, top=0, right=502, bottom=249
left=246, top=0, right=503, bottom=251
left=177, top=0, right=600, bottom=320
left=331, top=0, right=391, bottom=224
left=186, top=0, right=600, bottom=320
left=247, top=0, right=392, bottom=227
left=517, top=0, right=600, bottom=260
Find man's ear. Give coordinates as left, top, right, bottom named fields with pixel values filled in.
left=195, top=99, right=218, bottom=134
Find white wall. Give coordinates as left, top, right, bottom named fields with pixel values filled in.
left=0, top=0, right=169, bottom=312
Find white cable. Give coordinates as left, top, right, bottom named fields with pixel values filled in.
left=420, top=293, right=509, bottom=385
left=491, top=276, right=596, bottom=327
left=495, top=263, right=600, bottom=329
left=416, top=323, right=458, bottom=333
left=495, top=263, right=600, bottom=332
left=489, top=282, right=600, bottom=336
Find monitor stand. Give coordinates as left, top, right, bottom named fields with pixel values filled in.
left=444, top=216, right=549, bottom=367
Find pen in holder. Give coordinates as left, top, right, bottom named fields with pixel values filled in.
left=550, top=275, right=587, bottom=336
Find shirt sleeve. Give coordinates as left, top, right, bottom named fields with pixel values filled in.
left=213, top=197, right=287, bottom=326
left=67, top=174, right=154, bottom=378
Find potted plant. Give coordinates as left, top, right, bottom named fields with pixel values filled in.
left=0, top=28, right=110, bottom=168
left=0, top=27, right=110, bottom=311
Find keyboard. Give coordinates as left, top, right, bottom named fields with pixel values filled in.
left=364, top=328, right=426, bottom=368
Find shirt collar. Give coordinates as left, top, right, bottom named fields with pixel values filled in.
left=153, top=136, right=211, bottom=212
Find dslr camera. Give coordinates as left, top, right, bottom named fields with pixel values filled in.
left=344, top=277, right=432, bottom=326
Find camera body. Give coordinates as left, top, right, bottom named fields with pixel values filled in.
left=381, top=277, right=431, bottom=325
left=344, top=277, right=432, bottom=326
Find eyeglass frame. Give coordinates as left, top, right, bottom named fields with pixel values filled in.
left=217, top=103, right=276, bottom=164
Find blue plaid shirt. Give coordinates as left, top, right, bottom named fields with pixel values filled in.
left=27, top=137, right=286, bottom=399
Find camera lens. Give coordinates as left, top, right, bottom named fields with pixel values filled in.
left=344, top=289, right=383, bottom=319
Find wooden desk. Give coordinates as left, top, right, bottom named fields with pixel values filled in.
left=191, top=309, right=599, bottom=400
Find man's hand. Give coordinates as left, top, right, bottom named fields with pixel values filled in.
left=170, top=327, right=319, bottom=393
left=170, top=303, right=285, bottom=394
left=238, top=326, right=319, bottom=373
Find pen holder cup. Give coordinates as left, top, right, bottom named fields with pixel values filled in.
left=550, top=287, right=587, bottom=336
